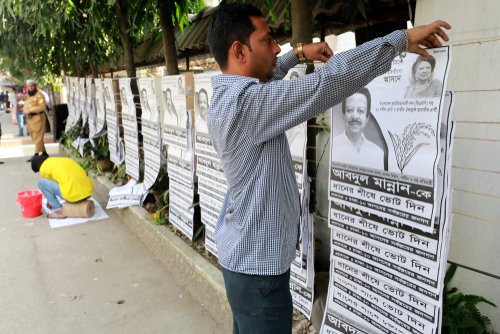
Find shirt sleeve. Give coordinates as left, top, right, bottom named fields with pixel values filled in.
left=238, top=30, right=407, bottom=144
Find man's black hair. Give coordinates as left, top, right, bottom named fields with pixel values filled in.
left=31, top=154, right=49, bottom=173
left=198, top=88, right=208, bottom=99
left=341, top=87, right=371, bottom=117
left=207, top=3, right=263, bottom=69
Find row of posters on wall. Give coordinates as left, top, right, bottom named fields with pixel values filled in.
left=65, top=45, right=453, bottom=332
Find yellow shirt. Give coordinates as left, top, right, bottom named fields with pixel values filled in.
left=24, top=90, right=46, bottom=114
left=40, top=157, right=93, bottom=202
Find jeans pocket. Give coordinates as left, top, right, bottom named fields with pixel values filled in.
left=258, top=275, right=277, bottom=297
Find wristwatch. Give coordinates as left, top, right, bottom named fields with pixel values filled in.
left=296, top=42, right=306, bottom=62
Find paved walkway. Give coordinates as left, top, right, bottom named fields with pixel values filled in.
left=0, top=112, right=222, bottom=333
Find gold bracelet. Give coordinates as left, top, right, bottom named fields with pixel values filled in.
left=296, top=42, right=306, bottom=62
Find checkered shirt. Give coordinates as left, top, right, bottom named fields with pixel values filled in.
left=208, top=30, right=407, bottom=275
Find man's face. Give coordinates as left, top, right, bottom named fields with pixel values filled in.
left=415, top=61, right=432, bottom=81
left=199, top=92, right=208, bottom=119
left=27, top=83, right=36, bottom=94
left=247, top=16, right=281, bottom=83
left=165, top=90, right=173, bottom=111
left=344, top=93, right=369, bottom=136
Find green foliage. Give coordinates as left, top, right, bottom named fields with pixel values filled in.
left=91, top=135, right=110, bottom=161
left=109, top=163, right=129, bottom=185
left=59, top=122, right=82, bottom=148
left=151, top=190, right=169, bottom=225
left=192, top=222, right=205, bottom=242
left=442, top=264, right=497, bottom=334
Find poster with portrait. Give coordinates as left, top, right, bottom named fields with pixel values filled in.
left=285, top=65, right=308, bottom=195
left=161, top=75, right=190, bottom=150
left=78, top=78, right=88, bottom=128
left=119, top=78, right=140, bottom=181
left=328, top=47, right=451, bottom=233
left=71, top=78, right=91, bottom=156
left=290, top=176, right=315, bottom=319
left=194, top=72, right=219, bottom=159
left=93, top=78, right=107, bottom=138
left=138, top=77, right=162, bottom=189
left=320, top=91, right=455, bottom=334
left=65, top=77, right=80, bottom=132
left=86, top=78, right=97, bottom=138
left=103, top=78, right=124, bottom=165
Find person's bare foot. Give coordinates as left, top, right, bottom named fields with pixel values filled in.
left=47, top=210, right=66, bottom=219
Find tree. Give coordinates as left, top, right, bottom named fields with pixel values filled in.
left=158, top=0, right=205, bottom=75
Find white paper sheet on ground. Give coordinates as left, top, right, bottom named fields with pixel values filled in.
left=107, top=179, right=148, bottom=209
left=42, top=197, right=109, bottom=229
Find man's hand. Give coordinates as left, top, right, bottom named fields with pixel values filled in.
left=406, top=20, right=451, bottom=58
left=296, top=42, right=333, bottom=63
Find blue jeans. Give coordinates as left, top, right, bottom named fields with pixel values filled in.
left=221, top=267, right=293, bottom=334
left=38, top=178, right=63, bottom=210
left=16, top=112, right=25, bottom=136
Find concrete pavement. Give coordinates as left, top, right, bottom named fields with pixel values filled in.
left=0, top=112, right=224, bottom=333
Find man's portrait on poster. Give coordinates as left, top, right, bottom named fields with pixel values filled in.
left=140, top=88, right=152, bottom=121
left=196, top=88, right=209, bottom=133
left=332, top=87, right=387, bottom=171
left=163, top=88, right=178, bottom=126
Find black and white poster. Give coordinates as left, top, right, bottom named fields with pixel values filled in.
left=103, top=78, right=124, bottom=165
left=321, top=47, right=453, bottom=334
left=119, top=78, right=140, bottom=181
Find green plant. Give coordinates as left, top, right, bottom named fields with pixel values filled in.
left=59, top=122, right=82, bottom=149
left=442, top=264, right=497, bottom=334
left=109, top=163, right=129, bottom=185
left=151, top=190, right=170, bottom=225
left=192, top=223, right=205, bottom=243
left=91, top=135, right=110, bottom=161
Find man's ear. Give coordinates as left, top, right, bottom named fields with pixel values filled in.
left=230, top=41, right=246, bottom=64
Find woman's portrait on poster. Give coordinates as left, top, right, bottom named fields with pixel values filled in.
left=404, top=55, right=443, bottom=98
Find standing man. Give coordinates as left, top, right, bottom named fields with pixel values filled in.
left=206, top=3, right=450, bottom=333
left=11, top=92, right=26, bottom=137
left=24, top=79, right=48, bottom=162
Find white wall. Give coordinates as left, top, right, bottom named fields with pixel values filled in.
left=416, top=0, right=500, bottom=329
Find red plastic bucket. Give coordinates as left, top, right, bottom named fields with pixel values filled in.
left=16, top=190, right=43, bottom=218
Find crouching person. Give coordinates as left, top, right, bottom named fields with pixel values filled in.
left=31, top=155, right=94, bottom=219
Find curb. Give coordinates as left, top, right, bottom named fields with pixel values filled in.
left=91, top=172, right=232, bottom=332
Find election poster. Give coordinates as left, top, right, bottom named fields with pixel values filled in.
left=194, top=72, right=219, bottom=159
left=321, top=47, right=453, bottom=334
left=193, top=71, right=228, bottom=256
left=167, top=146, right=196, bottom=240
left=328, top=47, right=451, bottom=233
left=86, top=78, right=97, bottom=139
left=161, top=74, right=192, bottom=150
left=118, top=78, right=140, bottom=181
left=138, top=77, right=162, bottom=189
left=103, top=78, right=124, bottom=166
left=65, top=76, right=80, bottom=132
left=93, top=78, right=107, bottom=138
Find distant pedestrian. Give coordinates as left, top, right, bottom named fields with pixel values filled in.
left=11, top=92, right=27, bottom=136
left=24, top=79, right=48, bottom=162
